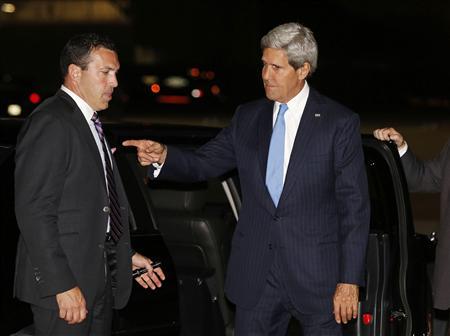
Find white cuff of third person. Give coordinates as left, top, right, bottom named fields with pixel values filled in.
left=398, top=142, right=408, bottom=157
left=152, top=162, right=163, bottom=178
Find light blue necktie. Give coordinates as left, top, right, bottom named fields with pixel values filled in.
left=266, top=103, right=288, bottom=206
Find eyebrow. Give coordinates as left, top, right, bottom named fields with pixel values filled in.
left=100, top=66, right=120, bottom=72
left=262, top=59, right=282, bottom=67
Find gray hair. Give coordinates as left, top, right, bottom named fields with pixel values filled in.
left=261, top=22, right=318, bottom=75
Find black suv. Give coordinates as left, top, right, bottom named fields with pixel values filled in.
left=0, top=118, right=431, bottom=336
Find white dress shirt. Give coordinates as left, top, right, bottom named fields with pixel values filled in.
left=272, top=81, right=310, bottom=182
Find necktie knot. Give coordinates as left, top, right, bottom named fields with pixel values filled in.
left=91, top=112, right=105, bottom=141
left=91, top=112, right=100, bottom=123
left=278, top=103, right=288, bottom=117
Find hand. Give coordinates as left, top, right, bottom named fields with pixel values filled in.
left=373, top=127, right=406, bottom=149
left=333, top=283, right=359, bottom=324
left=55, top=286, right=88, bottom=324
left=122, top=139, right=167, bottom=166
left=131, top=252, right=165, bottom=290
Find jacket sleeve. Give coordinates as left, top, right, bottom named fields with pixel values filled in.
left=334, top=113, right=370, bottom=286
left=154, top=107, right=241, bottom=182
left=15, top=112, right=77, bottom=298
left=401, top=140, right=450, bottom=193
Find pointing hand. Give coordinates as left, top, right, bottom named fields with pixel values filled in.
left=122, top=139, right=167, bottom=166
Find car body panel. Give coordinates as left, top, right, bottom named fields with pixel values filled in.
left=0, top=118, right=431, bottom=335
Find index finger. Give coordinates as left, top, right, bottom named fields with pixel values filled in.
left=122, top=139, right=144, bottom=148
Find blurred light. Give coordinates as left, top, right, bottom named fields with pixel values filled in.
left=150, top=83, right=160, bottom=94
left=189, top=67, right=200, bottom=78
left=141, top=75, right=158, bottom=85
left=191, top=89, right=203, bottom=98
left=163, top=76, right=189, bottom=88
left=205, top=71, right=215, bottom=80
left=8, top=104, right=22, bottom=116
left=362, top=313, right=373, bottom=325
left=156, top=95, right=190, bottom=105
left=1, top=3, right=16, bottom=13
left=29, top=92, right=41, bottom=104
left=211, top=85, right=220, bottom=95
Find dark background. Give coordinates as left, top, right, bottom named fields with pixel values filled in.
left=2, top=0, right=450, bottom=117
left=0, top=0, right=448, bottom=252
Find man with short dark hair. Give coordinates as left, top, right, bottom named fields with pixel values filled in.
left=124, top=23, right=370, bottom=335
left=14, top=33, right=164, bottom=335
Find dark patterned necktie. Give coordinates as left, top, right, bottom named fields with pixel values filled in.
left=91, top=112, right=123, bottom=243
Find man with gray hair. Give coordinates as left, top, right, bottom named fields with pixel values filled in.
left=124, top=22, right=369, bottom=335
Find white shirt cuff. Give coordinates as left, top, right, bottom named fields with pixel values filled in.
left=152, top=162, right=163, bottom=178
left=398, top=142, right=408, bottom=157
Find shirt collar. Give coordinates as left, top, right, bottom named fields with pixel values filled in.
left=274, top=81, right=310, bottom=113
left=61, top=85, right=96, bottom=123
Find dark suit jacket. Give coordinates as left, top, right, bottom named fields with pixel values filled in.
left=157, top=88, right=370, bottom=314
left=14, top=90, right=132, bottom=310
left=402, top=141, right=450, bottom=310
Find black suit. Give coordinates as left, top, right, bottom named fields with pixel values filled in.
left=157, top=88, right=370, bottom=330
left=402, top=142, right=450, bottom=310
left=14, top=90, right=132, bottom=330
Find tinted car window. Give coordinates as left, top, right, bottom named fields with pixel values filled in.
left=364, top=146, right=399, bottom=233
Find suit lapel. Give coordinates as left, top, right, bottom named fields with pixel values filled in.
left=57, top=90, right=107, bottom=194
left=256, top=100, right=278, bottom=211
left=279, top=89, right=321, bottom=205
left=257, top=100, right=274, bottom=182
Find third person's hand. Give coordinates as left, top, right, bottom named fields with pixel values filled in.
left=373, top=127, right=405, bottom=149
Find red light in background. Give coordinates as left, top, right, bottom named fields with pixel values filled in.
left=156, top=95, right=190, bottom=105
left=190, top=67, right=200, bottom=77
left=29, top=92, right=41, bottom=104
left=211, top=85, right=220, bottom=95
left=362, top=313, right=373, bottom=325
left=150, top=83, right=160, bottom=93
left=205, top=71, right=215, bottom=80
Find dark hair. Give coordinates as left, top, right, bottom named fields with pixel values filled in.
left=60, top=33, right=116, bottom=79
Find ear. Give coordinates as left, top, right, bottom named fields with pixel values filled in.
left=296, top=62, right=311, bottom=80
left=68, top=64, right=82, bottom=82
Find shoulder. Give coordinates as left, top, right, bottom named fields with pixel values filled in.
left=26, top=91, right=77, bottom=125
left=238, top=98, right=272, bottom=111
left=308, top=87, right=356, bottom=120
left=233, top=98, right=272, bottom=121
left=31, top=90, right=75, bottom=116
left=18, top=91, right=78, bottom=140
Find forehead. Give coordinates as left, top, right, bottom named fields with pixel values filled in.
left=262, top=48, right=289, bottom=64
left=88, top=47, right=120, bottom=69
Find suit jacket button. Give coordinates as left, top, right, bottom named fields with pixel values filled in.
left=103, top=206, right=110, bottom=213
left=268, top=243, right=273, bottom=250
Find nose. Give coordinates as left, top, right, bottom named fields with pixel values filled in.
left=110, top=73, right=118, bottom=88
left=262, top=65, right=270, bottom=82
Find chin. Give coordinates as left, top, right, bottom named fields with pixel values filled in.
left=99, top=103, right=109, bottom=111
